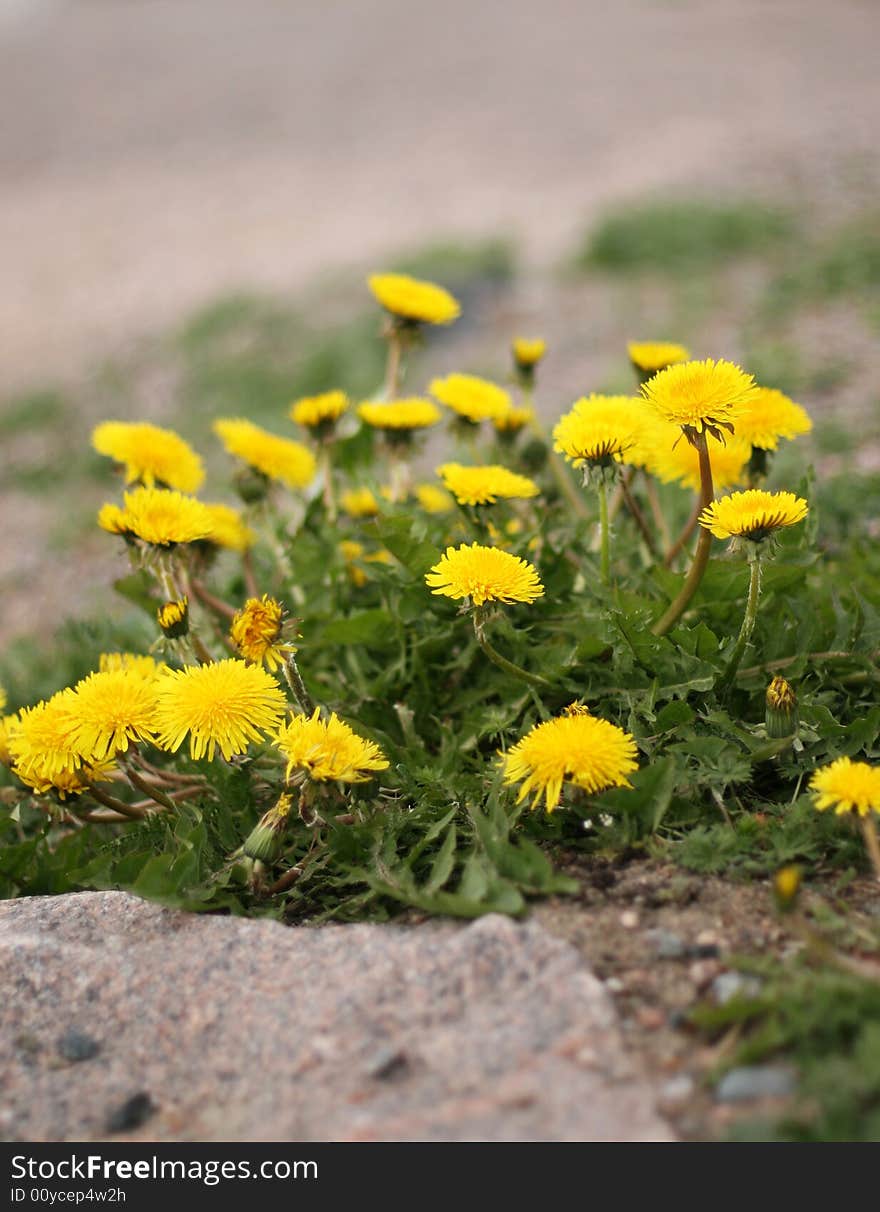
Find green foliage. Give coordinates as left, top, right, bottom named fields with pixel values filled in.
left=576, top=199, right=794, bottom=275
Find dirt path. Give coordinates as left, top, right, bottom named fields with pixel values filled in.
left=2, top=0, right=878, bottom=389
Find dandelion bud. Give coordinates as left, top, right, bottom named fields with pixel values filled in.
left=234, top=465, right=270, bottom=504
left=157, top=596, right=189, bottom=639
left=765, top=675, right=798, bottom=739
left=773, top=864, right=802, bottom=913
left=243, top=793, right=293, bottom=862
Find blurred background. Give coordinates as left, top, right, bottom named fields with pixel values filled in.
left=2, top=0, right=879, bottom=646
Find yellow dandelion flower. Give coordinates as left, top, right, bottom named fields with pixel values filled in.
left=202, top=502, right=255, bottom=552
left=0, top=686, right=6, bottom=712
left=0, top=713, right=21, bottom=767
left=339, top=539, right=368, bottom=586
left=430, top=374, right=512, bottom=424
left=213, top=419, right=317, bottom=490
left=230, top=595, right=296, bottom=672
left=731, top=387, right=813, bottom=451
left=437, top=463, right=540, bottom=506
left=502, top=711, right=638, bottom=812
left=368, top=272, right=460, bottom=326
left=92, top=421, right=205, bottom=493
left=698, top=489, right=808, bottom=542
left=627, top=341, right=690, bottom=375
left=493, top=405, right=535, bottom=434
left=15, top=756, right=117, bottom=801
left=415, top=483, right=455, bottom=514
left=275, top=708, right=389, bottom=783
left=641, top=358, right=758, bottom=438
left=810, top=757, right=880, bottom=817
left=341, top=486, right=381, bottom=517
left=553, top=395, right=646, bottom=467
left=289, top=390, right=350, bottom=430
left=8, top=691, right=82, bottom=782
left=644, top=425, right=751, bottom=491
left=157, top=596, right=189, bottom=638
left=426, top=543, right=544, bottom=607
left=154, top=659, right=287, bottom=762
left=100, top=486, right=213, bottom=548
left=98, top=652, right=166, bottom=682
left=65, top=668, right=160, bottom=760
left=512, top=337, right=547, bottom=369
left=357, top=398, right=442, bottom=431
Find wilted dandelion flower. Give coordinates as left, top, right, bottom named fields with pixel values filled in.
left=275, top=708, right=389, bottom=783
left=698, top=490, right=808, bottom=542
left=502, top=710, right=638, bottom=812
left=512, top=338, right=547, bottom=369
left=415, top=483, right=455, bottom=514
left=731, top=387, right=812, bottom=451
left=289, top=390, right=350, bottom=432
left=437, top=463, right=540, bottom=506
left=230, top=595, right=296, bottom=672
left=430, top=374, right=511, bottom=424
left=154, top=659, right=287, bottom=762
left=65, top=668, right=160, bottom=760
left=627, top=341, right=690, bottom=375
left=357, top=398, right=442, bottom=433
left=92, top=421, right=205, bottom=493
left=426, top=543, right=543, bottom=606
left=341, top=486, right=381, bottom=517
left=644, top=425, right=751, bottom=491
left=213, top=419, right=317, bottom=490
left=553, top=395, right=645, bottom=469
left=810, top=757, right=880, bottom=817
left=99, top=486, right=213, bottom=548
left=202, top=502, right=255, bottom=552
left=368, top=273, right=460, bottom=326
left=642, top=358, right=758, bottom=441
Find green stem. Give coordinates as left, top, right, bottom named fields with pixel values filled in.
left=619, top=473, right=658, bottom=558
left=719, top=554, right=762, bottom=690
left=597, top=477, right=610, bottom=585
left=320, top=445, right=337, bottom=524
left=527, top=399, right=590, bottom=521
left=652, top=431, right=715, bottom=636
left=86, top=784, right=149, bottom=821
left=384, top=327, right=403, bottom=397
left=283, top=652, right=315, bottom=716
left=122, top=759, right=179, bottom=812
left=474, top=617, right=554, bottom=690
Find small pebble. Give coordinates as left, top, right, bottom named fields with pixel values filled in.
left=106, top=1092, right=156, bottom=1133
left=620, top=910, right=639, bottom=930
left=659, top=1074, right=694, bottom=1105
left=57, top=1030, right=101, bottom=1063
left=715, top=1065, right=796, bottom=1104
left=647, top=928, right=686, bottom=960
left=711, top=972, right=762, bottom=1006
left=689, top=959, right=721, bottom=989
left=635, top=1007, right=665, bottom=1030
left=366, top=1046, right=410, bottom=1081
left=695, top=929, right=719, bottom=947
left=604, top=977, right=625, bottom=994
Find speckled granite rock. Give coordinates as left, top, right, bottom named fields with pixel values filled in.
left=0, top=892, right=674, bottom=1143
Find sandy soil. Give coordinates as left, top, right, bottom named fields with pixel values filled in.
left=2, top=0, right=878, bottom=388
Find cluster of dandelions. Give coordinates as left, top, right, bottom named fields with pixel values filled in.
left=5, top=265, right=879, bottom=895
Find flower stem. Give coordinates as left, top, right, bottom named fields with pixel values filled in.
left=122, top=759, right=179, bottom=812
left=242, top=548, right=260, bottom=598
left=718, top=553, right=763, bottom=691
left=283, top=652, right=315, bottom=715
left=619, top=474, right=658, bottom=558
left=384, top=327, right=403, bottom=397
left=87, top=783, right=149, bottom=820
left=320, top=445, right=337, bottom=524
left=664, top=496, right=702, bottom=567
left=652, top=431, right=715, bottom=636
left=859, top=815, right=880, bottom=882
left=527, top=400, right=590, bottom=520
left=473, top=616, right=554, bottom=690
left=597, top=477, right=611, bottom=585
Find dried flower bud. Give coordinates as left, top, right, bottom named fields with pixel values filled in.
left=765, top=675, right=798, bottom=739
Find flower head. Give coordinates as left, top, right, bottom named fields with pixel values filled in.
left=698, top=489, right=808, bottom=542
left=765, top=675, right=798, bottom=739
left=731, top=387, right=813, bottom=451
left=502, top=710, right=638, bottom=811
left=157, top=596, right=189, bottom=639
left=243, top=792, right=294, bottom=861
left=368, top=273, right=460, bottom=326
left=430, top=374, right=511, bottom=424
left=627, top=341, right=690, bottom=375
left=92, top=421, right=205, bottom=492
left=65, top=668, right=159, bottom=760
left=426, top=543, right=544, bottom=607
left=275, top=708, right=389, bottom=783
left=643, top=425, right=751, bottom=491
left=512, top=337, right=547, bottom=369
left=8, top=691, right=82, bottom=782
left=357, top=398, right=441, bottom=432
left=289, top=390, right=349, bottom=431
left=99, top=652, right=166, bottom=682
left=0, top=712, right=20, bottom=767
left=553, top=395, right=646, bottom=468
left=642, top=358, right=758, bottom=440
left=493, top=405, right=535, bottom=435
left=415, top=483, right=455, bottom=514
left=15, top=755, right=117, bottom=800
left=230, top=595, right=296, bottom=671
left=437, top=463, right=540, bottom=507
left=154, top=659, right=287, bottom=762
left=202, top=502, right=255, bottom=552
left=810, top=757, right=880, bottom=817
left=341, top=486, right=381, bottom=517
left=213, top=419, right=317, bottom=490
left=99, top=487, right=213, bottom=548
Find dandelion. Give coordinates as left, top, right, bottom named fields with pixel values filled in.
left=627, top=341, right=690, bottom=379
left=810, top=757, right=880, bottom=880
left=733, top=387, right=812, bottom=452
left=157, top=596, right=189, bottom=639
left=357, top=398, right=441, bottom=436
left=430, top=374, right=512, bottom=425
left=493, top=405, right=535, bottom=437
left=201, top=502, right=255, bottom=552
left=0, top=712, right=20, bottom=767
left=154, top=659, right=287, bottom=762
left=341, top=486, right=381, bottom=518
left=99, top=652, right=166, bottom=681
left=502, top=710, right=638, bottom=812
left=415, top=483, right=455, bottom=514
left=15, top=756, right=117, bottom=801
left=289, top=390, right=349, bottom=433
left=213, top=419, right=317, bottom=492
left=92, top=421, right=205, bottom=493
left=99, top=487, right=213, bottom=548
left=243, top=792, right=294, bottom=862
left=230, top=595, right=296, bottom=672
left=65, top=668, right=160, bottom=760
left=426, top=543, right=543, bottom=607
left=512, top=337, right=547, bottom=369
left=437, top=463, right=540, bottom=507
left=773, top=865, right=802, bottom=913
left=8, top=691, right=83, bottom=783
left=642, top=358, right=758, bottom=441
left=645, top=426, right=751, bottom=492
left=368, top=273, right=460, bottom=327
left=765, top=675, right=799, bottom=739
left=275, top=708, right=389, bottom=784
